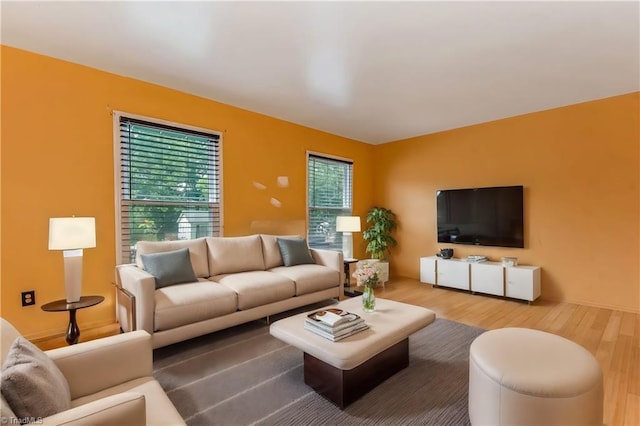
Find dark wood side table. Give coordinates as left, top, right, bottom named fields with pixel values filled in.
left=41, top=296, right=104, bottom=345
left=343, top=259, right=358, bottom=287
left=343, top=259, right=362, bottom=297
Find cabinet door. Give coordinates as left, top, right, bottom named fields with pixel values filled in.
left=470, top=262, right=504, bottom=296
left=420, top=257, right=437, bottom=284
left=378, top=261, right=390, bottom=283
left=437, top=259, right=470, bottom=290
left=505, top=266, right=541, bottom=301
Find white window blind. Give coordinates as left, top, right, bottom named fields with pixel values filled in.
left=307, top=153, right=353, bottom=251
left=116, top=114, right=222, bottom=263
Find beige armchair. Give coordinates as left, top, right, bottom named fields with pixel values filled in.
left=1, top=318, right=184, bottom=425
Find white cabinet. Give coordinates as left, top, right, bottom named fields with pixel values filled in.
left=419, top=257, right=437, bottom=284
left=505, top=266, right=541, bottom=302
left=436, top=259, right=470, bottom=290
left=377, top=261, right=389, bottom=283
left=419, top=256, right=541, bottom=302
left=470, top=262, right=504, bottom=296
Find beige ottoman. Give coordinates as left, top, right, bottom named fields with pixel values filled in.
left=270, top=297, right=436, bottom=408
left=469, top=328, right=603, bottom=425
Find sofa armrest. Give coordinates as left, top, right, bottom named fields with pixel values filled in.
left=310, top=248, right=343, bottom=271
left=310, top=248, right=344, bottom=292
left=116, top=264, right=156, bottom=334
left=41, top=392, right=145, bottom=426
left=47, top=331, right=152, bottom=400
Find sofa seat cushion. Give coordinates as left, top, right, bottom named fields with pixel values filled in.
left=269, top=265, right=340, bottom=296
left=212, top=271, right=295, bottom=310
left=71, top=377, right=184, bottom=426
left=154, top=281, right=238, bottom=331
left=136, top=238, right=209, bottom=278
left=206, top=235, right=265, bottom=275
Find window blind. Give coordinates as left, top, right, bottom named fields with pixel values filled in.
left=117, top=116, right=222, bottom=263
left=307, top=154, right=353, bottom=251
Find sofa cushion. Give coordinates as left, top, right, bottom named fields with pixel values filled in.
left=206, top=235, right=265, bottom=275
left=154, top=281, right=238, bottom=331
left=136, top=238, right=209, bottom=278
left=260, top=234, right=302, bottom=269
left=1, top=336, right=71, bottom=420
left=276, top=237, right=315, bottom=267
left=70, top=376, right=184, bottom=426
left=141, top=248, right=198, bottom=289
left=213, top=271, right=295, bottom=310
left=269, top=264, right=340, bottom=296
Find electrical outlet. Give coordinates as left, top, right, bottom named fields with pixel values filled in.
left=21, top=290, right=35, bottom=307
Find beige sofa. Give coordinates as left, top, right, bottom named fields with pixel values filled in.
left=116, top=234, right=343, bottom=348
left=0, top=318, right=184, bottom=425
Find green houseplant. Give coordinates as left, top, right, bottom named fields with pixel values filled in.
left=363, top=207, right=397, bottom=260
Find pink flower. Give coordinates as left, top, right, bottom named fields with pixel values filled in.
left=352, top=265, right=380, bottom=287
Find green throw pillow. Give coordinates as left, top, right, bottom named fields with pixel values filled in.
left=1, top=336, right=71, bottom=421
left=276, top=238, right=315, bottom=267
left=140, top=248, right=197, bottom=288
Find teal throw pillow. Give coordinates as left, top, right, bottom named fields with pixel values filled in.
left=140, top=248, right=197, bottom=288
left=276, top=238, right=315, bottom=267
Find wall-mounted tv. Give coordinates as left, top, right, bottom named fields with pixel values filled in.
left=436, top=185, right=524, bottom=248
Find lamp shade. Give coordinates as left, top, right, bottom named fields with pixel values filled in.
left=336, top=216, right=361, bottom=233
left=48, top=217, right=96, bottom=250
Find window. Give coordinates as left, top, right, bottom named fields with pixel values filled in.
left=307, top=153, right=353, bottom=251
left=114, top=113, right=222, bottom=263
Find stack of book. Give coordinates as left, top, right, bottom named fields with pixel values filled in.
left=304, top=308, right=369, bottom=341
left=467, top=255, right=488, bottom=263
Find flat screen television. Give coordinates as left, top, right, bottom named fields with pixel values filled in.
left=436, top=185, right=524, bottom=248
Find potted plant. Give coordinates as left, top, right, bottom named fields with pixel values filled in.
left=361, top=207, right=397, bottom=285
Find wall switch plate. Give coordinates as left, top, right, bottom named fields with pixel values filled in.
left=21, top=290, right=35, bottom=307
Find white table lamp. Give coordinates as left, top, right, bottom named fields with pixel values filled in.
left=336, top=216, right=361, bottom=261
left=49, top=217, right=96, bottom=303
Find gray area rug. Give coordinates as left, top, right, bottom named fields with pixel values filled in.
left=153, top=311, right=485, bottom=426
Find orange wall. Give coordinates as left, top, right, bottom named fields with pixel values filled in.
left=2, top=46, right=638, bottom=341
left=374, top=93, right=640, bottom=312
left=0, top=46, right=375, bottom=338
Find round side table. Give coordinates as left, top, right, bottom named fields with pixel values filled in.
left=41, top=295, right=104, bottom=345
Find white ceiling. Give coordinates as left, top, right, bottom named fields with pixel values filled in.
left=2, top=1, right=639, bottom=144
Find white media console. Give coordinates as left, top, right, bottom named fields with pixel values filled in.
left=419, top=256, right=541, bottom=302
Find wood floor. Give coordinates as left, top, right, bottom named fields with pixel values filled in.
left=375, top=278, right=639, bottom=426
left=34, top=277, right=638, bottom=425
left=33, top=322, right=121, bottom=351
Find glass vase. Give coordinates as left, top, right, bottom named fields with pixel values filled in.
left=362, top=285, right=376, bottom=312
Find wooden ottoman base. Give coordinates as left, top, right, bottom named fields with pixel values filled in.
left=303, top=338, right=409, bottom=408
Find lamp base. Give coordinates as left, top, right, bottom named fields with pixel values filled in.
left=342, top=233, right=354, bottom=260
left=63, top=249, right=84, bottom=303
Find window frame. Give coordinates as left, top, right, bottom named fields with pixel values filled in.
left=306, top=151, right=354, bottom=251
left=113, top=111, right=224, bottom=264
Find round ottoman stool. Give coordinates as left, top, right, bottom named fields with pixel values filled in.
left=468, top=328, right=603, bottom=426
